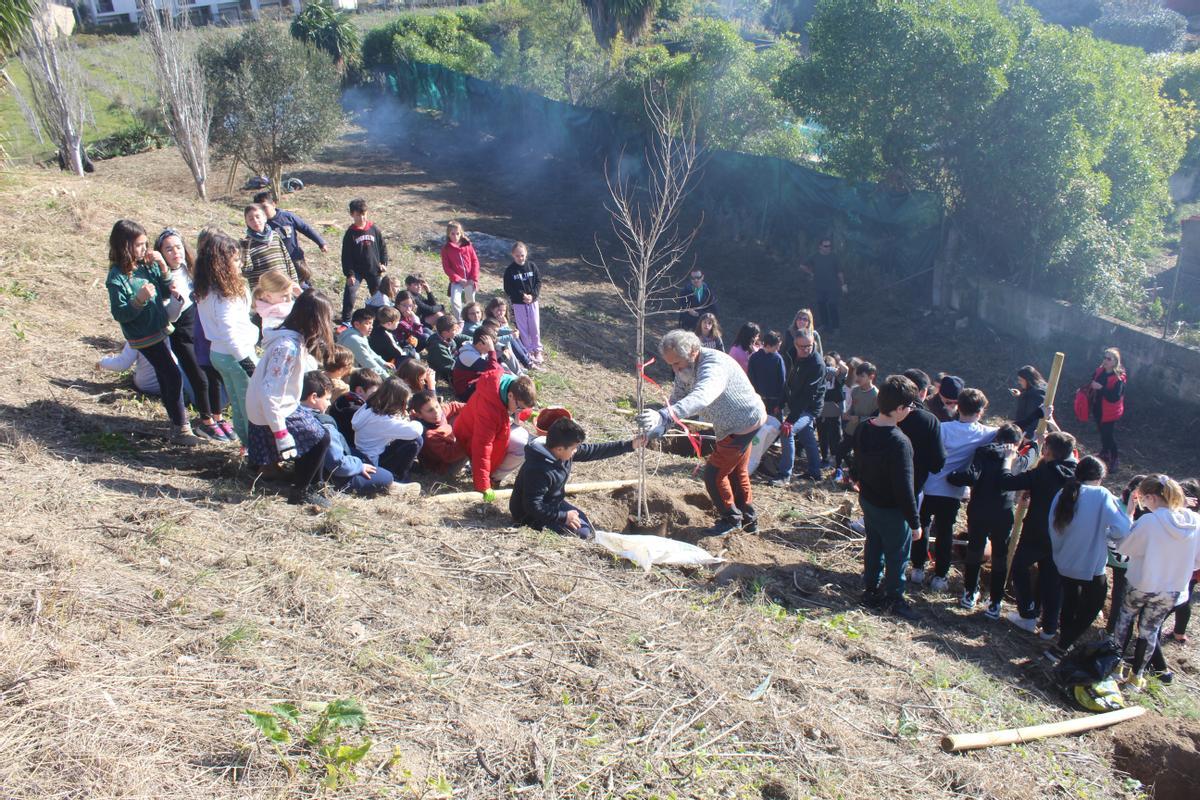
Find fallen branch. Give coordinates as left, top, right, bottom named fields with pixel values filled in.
left=940, top=705, right=1144, bottom=753
left=426, top=479, right=639, bottom=505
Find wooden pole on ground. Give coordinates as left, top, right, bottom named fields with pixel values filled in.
left=426, top=479, right=639, bottom=505
left=1005, top=351, right=1065, bottom=579
left=941, top=705, right=1144, bottom=753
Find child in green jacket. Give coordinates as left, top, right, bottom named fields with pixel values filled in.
left=105, top=219, right=200, bottom=444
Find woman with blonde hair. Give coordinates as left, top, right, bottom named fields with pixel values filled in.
left=783, top=307, right=822, bottom=367
left=1089, top=347, right=1126, bottom=471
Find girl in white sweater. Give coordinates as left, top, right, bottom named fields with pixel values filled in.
left=1113, top=475, right=1200, bottom=688
left=245, top=290, right=335, bottom=506
left=195, top=231, right=260, bottom=446
left=351, top=377, right=424, bottom=483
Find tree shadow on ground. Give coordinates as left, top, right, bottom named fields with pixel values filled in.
left=0, top=398, right=238, bottom=477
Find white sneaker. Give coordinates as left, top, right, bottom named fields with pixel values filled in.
left=909, top=568, right=926, bottom=585
left=1005, top=611, right=1038, bottom=633
left=959, top=590, right=979, bottom=610
left=930, top=576, right=950, bottom=593
left=1038, top=629, right=1058, bottom=642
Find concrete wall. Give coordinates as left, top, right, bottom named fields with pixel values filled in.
left=948, top=277, right=1200, bottom=408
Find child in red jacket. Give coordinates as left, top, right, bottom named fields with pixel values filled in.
left=410, top=390, right=466, bottom=474
left=452, top=371, right=537, bottom=497
left=440, top=220, right=480, bottom=319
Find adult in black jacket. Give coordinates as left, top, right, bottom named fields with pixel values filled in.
left=998, top=429, right=1077, bottom=636
left=511, top=418, right=639, bottom=539
left=898, top=369, right=946, bottom=494
left=774, top=331, right=825, bottom=484
left=953, top=424, right=1039, bottom=615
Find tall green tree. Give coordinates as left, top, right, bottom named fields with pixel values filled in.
left=579, top=0, right=657, bottom=48
left=778, top=0, right=1190, bottom=310
left=203, top=23, right=343, bottom=191
left=291, top=0, right=361, bottom=73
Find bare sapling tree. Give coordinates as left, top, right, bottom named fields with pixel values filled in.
left=593, top=85, right=702, bottom=523
left=18, top=0, right=90, bottom=176
left=140, top=0, right=212, bottom=200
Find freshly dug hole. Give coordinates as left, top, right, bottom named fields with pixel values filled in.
left=1109, top=714, right=1200, bottom=800
left=584, top=484, right=715, bottom=540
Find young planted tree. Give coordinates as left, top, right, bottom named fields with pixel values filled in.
left=139, top=0, right=213, bottom=200
left=203, top=23, right=343, bottom=193
left=594, top=86, right=701, bottom=522
left=18, top=0, right=90, bottom=175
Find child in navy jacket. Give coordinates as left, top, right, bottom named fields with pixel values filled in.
left=511, top=416, right=643, bottom=539
left=748, top=331, right=787, bottom=417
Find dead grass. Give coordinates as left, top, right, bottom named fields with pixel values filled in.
left=0, top=127, right=1192, bottom=799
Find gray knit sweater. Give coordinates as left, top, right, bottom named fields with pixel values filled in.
left=668, top=349, right=767, bottom=440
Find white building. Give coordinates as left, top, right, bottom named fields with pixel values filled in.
left=82, top=0, right=310, bottom=26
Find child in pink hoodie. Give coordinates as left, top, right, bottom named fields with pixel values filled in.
left=440, top=220, right=480, bottom=318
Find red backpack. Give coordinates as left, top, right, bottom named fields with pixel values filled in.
left=1073, top=386, right=1092, bottom=423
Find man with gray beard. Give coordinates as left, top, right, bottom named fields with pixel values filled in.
left=638, top=330, right=767, bottom=536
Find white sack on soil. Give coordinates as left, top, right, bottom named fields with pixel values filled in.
left=593, top=530, right=725, bottom=572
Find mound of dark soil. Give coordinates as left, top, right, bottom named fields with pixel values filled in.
left=1111, top=714, right=1200, bottom=800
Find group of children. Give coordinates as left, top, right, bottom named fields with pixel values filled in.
left=102, top=205, right=1196, bottom=689
left=682, top=296, right=1197, bottom=691
left=101, top=199, right=588, bottom=516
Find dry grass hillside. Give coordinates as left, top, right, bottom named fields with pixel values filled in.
left=0, top=124, right=1198, bottom=800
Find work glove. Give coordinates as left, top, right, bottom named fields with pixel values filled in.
left=636, top=409, right=669, bottom=440
left=482, top=488, right=497, bottom=503
left=275, top=430, right=297, bottom=461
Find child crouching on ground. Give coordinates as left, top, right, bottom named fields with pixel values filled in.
left=299, top=370, right=400, bottom=498
left=352, top=377, right=425, bottom=485
left=410, top=390, right=466, bottom=474
left=511, top=416, right=645, bottom=539
left=325, top=345, right=355, bottom=401
left=331, top=367, right=382, bottom=448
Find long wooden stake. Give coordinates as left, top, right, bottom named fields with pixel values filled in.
left=1005, top=351, right=1065, bottom=578
left=426, top=479, right=639, bottom=505
left=941, top=705, right=1144, bottom=753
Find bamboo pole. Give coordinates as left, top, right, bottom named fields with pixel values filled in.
left=426, top=479, right=639, bottom=505
left=941, top=705, right=1144, bottom=753
left=1005, top=351, right=1065, bottom=578
left=614, top=407, right=713, bottom=429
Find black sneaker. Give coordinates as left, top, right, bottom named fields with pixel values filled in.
left=860, top=587, right=884, bottom=608
left=703, top=516, right=742, bottom=537
left=288, top=489, right=331, bottom=509
left=886, top=598, right=921, bottom=622
left=739, top=506, right=759, bottom=533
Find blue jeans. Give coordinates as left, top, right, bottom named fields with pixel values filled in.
left=330, top=447, right=395, bottom=496
left=778, top=414, right=821, bottom=480
left=862, top=498, right=913, bottom=602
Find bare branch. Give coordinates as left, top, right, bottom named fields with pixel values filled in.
left=139, top=0, right=213, bottom=200
left=592, top=83, right=704, bottom=523
left=18, top=0, right=90, bottom=175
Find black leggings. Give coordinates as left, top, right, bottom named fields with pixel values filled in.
left=1173, top=578, right=1196, bottom=636
left=170, top=305, right=217, bottom=419
left=291, top=430, right=330, bottom=497
left=1098, top=421, right=1117, bottom=457
left=139, top=339, right=185, bottom=427
left=818, top=417, right=841, bottom=462
left=913, top=494, right=961, bottom=577
left=962, top=508, right=1014, bottom=603
left=1058, top=574, right=1108, bottom=651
